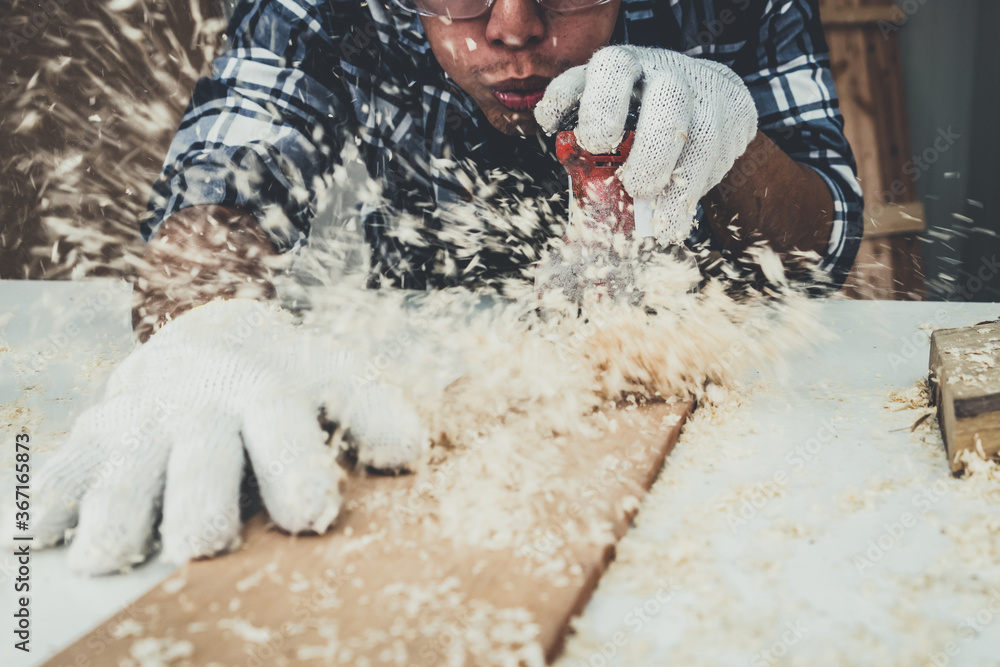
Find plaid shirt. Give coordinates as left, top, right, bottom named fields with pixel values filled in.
left=143, top=0, right=863, bottom=289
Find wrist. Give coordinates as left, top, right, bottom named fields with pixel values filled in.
left=703, top=131, right=833, bottom=259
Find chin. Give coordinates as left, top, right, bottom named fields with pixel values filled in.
left=482, top=105, right=544, bottom=137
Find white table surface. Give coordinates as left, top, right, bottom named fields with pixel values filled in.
left=1, top=282, right=998, bottom=666
left=558, top=300, right=1000, bottom=667
left=0, top=281, right=178, bottom=667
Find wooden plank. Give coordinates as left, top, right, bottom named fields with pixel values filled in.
left=820, top=5, right=907, bottom=26
left=930, top=323, right=1000, bottom=472
left=864, top=201, right=925, bottom=238
left=44, top=399, right=693, bottom=666
left=823, top=0, right=926, bottom=299
left=825, top=28, right=886, bottom=204
left=864, top=28, right=916, bottom=206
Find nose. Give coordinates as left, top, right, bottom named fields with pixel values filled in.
left=485, top=0, right=546, bottom=50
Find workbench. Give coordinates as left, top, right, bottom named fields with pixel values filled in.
left=1, top=280, right=998, bottom=666
left=557, top=300, right=1000, bottom=666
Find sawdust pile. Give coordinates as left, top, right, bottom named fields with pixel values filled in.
left=2, top=0, right=833, bottom=571
left=281, top=162, right=829, bottom=551
left=3, top=2, right=827, bottom=373
left=2, top=4, right=837, bottom=664
left=556, top=378, right=999, bottom=666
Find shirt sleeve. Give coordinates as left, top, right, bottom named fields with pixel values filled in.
left=737, top=0, right=864, bottom=291
left=140, top=0, right=353, bottom=250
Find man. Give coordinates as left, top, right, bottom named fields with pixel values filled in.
left=134, top=0, right=862, bottom=338
left=27, top=0, right=863, bottom=574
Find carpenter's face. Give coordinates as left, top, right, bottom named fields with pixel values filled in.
left=420, top=0, right=621, bottom=135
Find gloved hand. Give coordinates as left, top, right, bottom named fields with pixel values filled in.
left=23, top=299, right=426, bottom=575
left=535, top=45, right=758, bottom=244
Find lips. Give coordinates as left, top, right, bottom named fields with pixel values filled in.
left=490, top=76, right=551, bottom=111
left=492, top=89, right=547, bottom=111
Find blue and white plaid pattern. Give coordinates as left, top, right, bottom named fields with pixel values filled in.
left=143, top=0, right=863, bottom=288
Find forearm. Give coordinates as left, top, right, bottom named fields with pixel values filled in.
left=702, top=131, right=834, bottom=260
left=133, top=205, right=279, bottom=343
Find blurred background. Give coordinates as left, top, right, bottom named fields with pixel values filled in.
left=822, top=0, right=1000, bottom=301
left=1, top=0, right=997, bottom=300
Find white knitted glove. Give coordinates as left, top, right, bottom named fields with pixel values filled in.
left=25, top=299, right=426, bottom=575
left=536, top=45, right=758, bottom=244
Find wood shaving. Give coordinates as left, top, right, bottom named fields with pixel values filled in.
left=559, top=378, right=1000, bottom=666
left=217, top=617, right=273, bottom=644
left=122, top=637, right=194, bottom=667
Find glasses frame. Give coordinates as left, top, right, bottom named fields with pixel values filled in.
left=391, top=0, right=616, bottom=21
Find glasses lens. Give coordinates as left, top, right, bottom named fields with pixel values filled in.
left=409, top=0, right=492, bottom=19
left=540, top=0, right=609, bottom=13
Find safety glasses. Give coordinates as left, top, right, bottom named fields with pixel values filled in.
left=391, top=0, right=615, bottom=21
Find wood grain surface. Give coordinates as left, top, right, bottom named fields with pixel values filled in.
left=930, top=323, right=1000, bottom=472
left=44, top=399, right=693, bottom=667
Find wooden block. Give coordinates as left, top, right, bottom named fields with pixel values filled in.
left=44, top=400, right=693, bottom=666
left=929, top=323, right=1000, bottom=471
